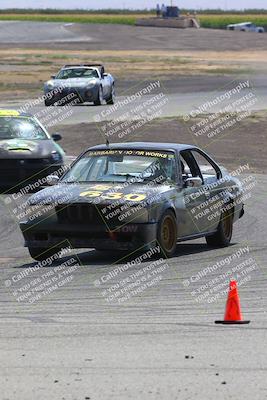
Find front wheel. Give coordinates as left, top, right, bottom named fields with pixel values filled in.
left=94, top=86, right=103, bottom=106
left=28, top=247, right=62, bottom=262
left=206, top=209, right=233, bottom=248
left=157, top=210, right=177, bottom=258
left=107, top=84, right=115, bottom=105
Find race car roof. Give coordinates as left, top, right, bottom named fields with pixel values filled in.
left=61, top=64, right=105, bottom=74
left=62, top=66, right=98, bottom=70
left=63, top=64, right=104, bottom=68
left=89, top=142, right=197, bottom=152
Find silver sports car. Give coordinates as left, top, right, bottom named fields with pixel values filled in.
left=43, top=64, right=115, bottom=106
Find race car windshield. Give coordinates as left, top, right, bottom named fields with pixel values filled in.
left=62, top=150, right=176, bottom=184
left=56, top=68, right=99, bottom=79
left=0, top=118, right=48, bottom=140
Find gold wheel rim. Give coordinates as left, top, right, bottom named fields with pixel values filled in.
left=161, top=216, right=176, bottom=251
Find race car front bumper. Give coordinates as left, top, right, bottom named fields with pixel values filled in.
left=44, top=85, right=99, bottom=104
left=20, top=221, right=158, bottom=251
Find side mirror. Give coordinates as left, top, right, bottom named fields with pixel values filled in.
left=184, top=177, right=202, bottom=188
left=47, top=174, right=59, bottom=186
left=51, top=75, right=56, bottom=79
left=51, top=133, right=62, bottom=142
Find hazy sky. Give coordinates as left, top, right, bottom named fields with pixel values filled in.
left=1, top=0, right=267, bottom=9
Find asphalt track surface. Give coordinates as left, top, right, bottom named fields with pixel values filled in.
left=1, top=21, right=267, bottom=51
left=1, top=84, right=267, bottom=127
left=0, top=20, right=267, bottom=400
left=1, top=71, right=267, bottom=128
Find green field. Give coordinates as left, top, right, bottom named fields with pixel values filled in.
left=199, top=14, right=267, bottom=29
left=0, top=11, right=267, bottom=29
left=0, top=13, right=138, bottom=25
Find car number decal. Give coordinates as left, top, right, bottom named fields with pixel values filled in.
left=80, top=190, right=146, bottom=202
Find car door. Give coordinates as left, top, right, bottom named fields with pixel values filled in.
left=189, top=149, right=223, bottom=233
left=176, top=150, right=210, bottom=238
left=101, top=73, right=110, bottom=98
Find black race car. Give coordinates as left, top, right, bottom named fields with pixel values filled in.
left=0, top=110, right=65, bottom=189
left=20, top=142, right=244, bottom=261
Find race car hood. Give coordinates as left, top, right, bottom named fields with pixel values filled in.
left=28, top=181, right=175, bottom=206
left=0, top=138, right=63, bottom=159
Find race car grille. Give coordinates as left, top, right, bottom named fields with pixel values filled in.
left=55, top=204, right=105, bottom=225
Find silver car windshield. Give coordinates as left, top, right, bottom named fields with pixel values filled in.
left=63, top=150, right=176, bottom=184
left=0, top=117, right=48, bottom=140
left=56, top=68, right=99, bottom=79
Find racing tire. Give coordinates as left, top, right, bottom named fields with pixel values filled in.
left=94, top=86, right=103, bottom=106
left=28, top=247, right=62, bottom=262
left=107, top=85, right=115, bottom=105
left=205, top=208, right=233, bottom=248
left=157, top=210, right=177, bottom=258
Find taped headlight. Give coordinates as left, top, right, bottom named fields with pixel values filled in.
left=46, top=80, right=54, bottom=90
left=86, top=80, right=97, bottom=88
left=23, top=203, right=57, bottom=224
left=19, top=204, right=46, bottom=223
left=51, top=151, right=62, bottom=162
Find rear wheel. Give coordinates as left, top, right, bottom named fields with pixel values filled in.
left=94, top=86, right=103, bottom=106
left=206, top=208, right=233, bottom=247
left=157, top=210, right=177, bottom=257
left=28, top=247, right=62, bottom=262
left=107, top=84, right=115, bottom=105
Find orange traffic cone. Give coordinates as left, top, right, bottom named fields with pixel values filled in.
left=215, top=280, right=250, bottom=324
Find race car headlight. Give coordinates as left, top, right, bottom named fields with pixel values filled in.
left=46, top=80, right=55, bottom=90
left=21, top=201, right=58, bottom=224
left=86, top=80, right=97, bottom=88
left=19, top=204, right=49, bottom=223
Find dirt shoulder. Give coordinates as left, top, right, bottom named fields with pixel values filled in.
left=56, top=113, right=267, bottom=174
